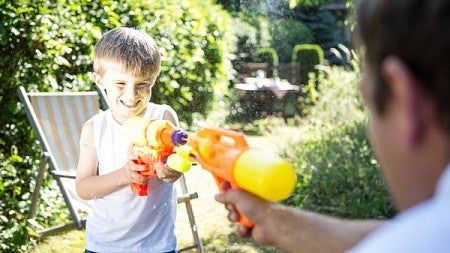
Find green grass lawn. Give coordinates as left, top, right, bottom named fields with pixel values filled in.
left=31, top=230, right=85, bottom=253
left=30, top=226, right=283, bottom=253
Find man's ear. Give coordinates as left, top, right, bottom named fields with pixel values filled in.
left=92, top=72, right=104, bottom=89
left=380, top=56, right=425, bottom=146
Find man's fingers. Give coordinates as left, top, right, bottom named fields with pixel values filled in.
left=237, top=224, right=252, bottom=237
left=224, top=203, right=235, bottom=211
left=215, top=188, right=248, bottom=204
left=227, top=210, right=240, bottom=222
left=220, top=180, right=232, bottom=191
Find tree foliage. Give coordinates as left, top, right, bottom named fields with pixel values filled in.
left=288, top=0, right=334, bottom=8
left=0, top=0, right=232, bottom=251
left=288, top=0, right=355, bottom=8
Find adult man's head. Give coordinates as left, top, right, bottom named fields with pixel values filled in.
left=355, top=0, right=450, bottom=210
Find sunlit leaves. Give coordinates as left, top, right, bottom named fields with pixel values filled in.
left=1, top=1, right=233, bottom=251
left=288, top=0, right=334, bottom=8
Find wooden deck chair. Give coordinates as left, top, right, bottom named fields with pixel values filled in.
left=17, top=86, right=204, bottom=252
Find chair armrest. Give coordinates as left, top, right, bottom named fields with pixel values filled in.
left=177, top=192, right=199, bottom=204
left=51, top=170, right=76, bottom=179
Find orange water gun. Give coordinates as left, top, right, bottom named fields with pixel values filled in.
left=122, top=117, right=193, bottom=196
left=188, top=127, right=297, bottom=228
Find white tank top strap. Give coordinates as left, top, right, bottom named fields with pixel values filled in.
left=145, top=102, right=180, bottom=124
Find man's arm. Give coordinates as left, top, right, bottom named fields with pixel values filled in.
left=216, top=188, right=383, bottom=253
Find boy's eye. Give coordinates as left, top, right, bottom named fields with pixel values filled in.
left=136, top=83, right=150, bottom=91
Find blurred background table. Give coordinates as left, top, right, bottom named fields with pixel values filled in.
left=234, top=77, right=300, bottom=118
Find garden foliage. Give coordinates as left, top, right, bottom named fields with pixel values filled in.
left=255, top=47, right=279, bottom=77
left=292, top=43, right=324, bottom=85
left=282, top=57, right=395, bottom=219
left=268, top=18, right=313, bottom=63
left=0, top=0, right=232, bottom=251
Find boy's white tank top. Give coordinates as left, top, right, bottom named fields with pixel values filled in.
left=86, top=103, right=178, bottom=253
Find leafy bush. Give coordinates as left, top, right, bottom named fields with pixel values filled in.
left=255, top=47, right=279, bottom=77
left=282, top=57, right=395, bottom=219
left=285, top=121, right=395, bottom=219
left=292, top=43, right=324, bottom=86
left=0, top=0, right=232, bottom=251
left=226, top=12, right=272, bottom=79
left=229, top=17, right=258, bottom=75
left=232, top=11, right=272, bottom=49
left=297, top=8, right=350, bottom=65
left=268, top=18, right=313, bottom=63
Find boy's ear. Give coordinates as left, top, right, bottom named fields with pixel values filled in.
left=381, top=56, right=426, bottom=146
left=92, top=72, right=104, bottom=89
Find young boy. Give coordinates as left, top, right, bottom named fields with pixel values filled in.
left=76, top=27, right=182, bottom=253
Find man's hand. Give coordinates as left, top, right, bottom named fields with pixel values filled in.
left=214, top=181, right=280, bottom=245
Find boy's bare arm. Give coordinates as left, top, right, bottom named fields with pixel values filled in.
left=75, top=119, right=147, bottom=200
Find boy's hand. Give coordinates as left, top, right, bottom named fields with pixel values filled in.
left=123, top=147, right=151, bottom=185
left=122, top=159, right=149, bottom=185
left=155, top=162, right=182, bottom=183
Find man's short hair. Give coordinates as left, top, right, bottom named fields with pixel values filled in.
left=356, top=0, right=450, bottom=133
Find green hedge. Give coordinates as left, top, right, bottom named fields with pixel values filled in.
left=0, top=0, right=232, bottom=251
left=292, top=43, right=324, bottom=86
left=255, top=47, right=279, bottom=77
left=282, top=57, right=395, bottom=219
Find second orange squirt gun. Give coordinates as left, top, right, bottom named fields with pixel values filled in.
left=122, top=117, right=193, bottom=196
left=188, top=127, right=297, bottom=228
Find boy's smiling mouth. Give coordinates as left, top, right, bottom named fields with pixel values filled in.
left=121, top=100, right=140, bottom=108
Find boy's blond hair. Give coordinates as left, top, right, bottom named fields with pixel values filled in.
left=93, top=27, right=161, bottom=78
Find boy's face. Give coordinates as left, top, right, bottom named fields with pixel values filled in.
left=95, top=64, right=156, bottom=123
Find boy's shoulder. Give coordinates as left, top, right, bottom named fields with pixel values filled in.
left=147, top=102, right=171, bottom=109
left=89, top=109, right=111, bottom=130
left=91, top=109, right=107, bottom=121
left=146, top=102, right=173, bottom=114
left=145, top=102, right=178, bottom=122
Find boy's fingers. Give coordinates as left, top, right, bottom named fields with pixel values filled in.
left=131, top=163, right=146, bottom=171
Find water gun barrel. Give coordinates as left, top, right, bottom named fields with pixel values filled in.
left=234, top=149, right=297, bottom=202
left=189, top=127, right=297, bottom=227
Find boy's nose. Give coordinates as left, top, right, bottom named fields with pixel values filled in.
left=123, top=86, right=138, bottom=99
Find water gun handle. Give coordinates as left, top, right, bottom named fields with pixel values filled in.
left=131, top=156, right=156, bottom=196
left=214, top=176, right=254, bottom=228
